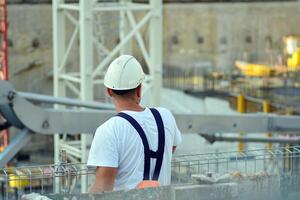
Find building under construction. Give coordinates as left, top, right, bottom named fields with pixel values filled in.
left=1, top=0, right=300, bottom=199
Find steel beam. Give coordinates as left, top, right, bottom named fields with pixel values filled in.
left=18, top=92, right=114, bottom=110
left=79, top=0, right=94, bottom=191
left=1, top=82, right=300, bottom=135
left=149, top=0, right=162, bottom=106
left=53, top=0, right=67, bottom=167
left=92, top=3, right=152, bottom=12
left=92, top=11, right=152, bottom=78
left=0, top=129, right=31, bottom=168
left=200, top=134, right=300, bottom=144
left=58, top=3, right=80, bottom=11
left=120, top=0, right=132, bottom=55
left=175, top=113, right=300, bottom=134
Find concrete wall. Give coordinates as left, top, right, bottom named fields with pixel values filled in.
left=44, top=174, right=300, bottom=200
left=164, top=2, right=300, bottom=71
left=45, top=184, right=238, bottom=200
left=7, top=5, right=53, bottom=94
left=6, top=2, right=300, bottom=95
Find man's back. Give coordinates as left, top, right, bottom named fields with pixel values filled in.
left=87, top=107, right=181, bottom=190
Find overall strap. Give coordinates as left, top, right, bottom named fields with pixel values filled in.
left=116, top=108, right=165, bottom=181
left=116, top=112, right=151, bottom=180
left=149, top=108, right=165, bottom=181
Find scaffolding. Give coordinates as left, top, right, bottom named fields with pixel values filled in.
left=52, top=0, right=162, bottom=192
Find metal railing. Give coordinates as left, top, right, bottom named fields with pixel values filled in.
left=0, top=146, right=300, bottom=199
left=0, top=163, right=94, bottom=200
left=162, top=66, right=227, bottom=92
left=171, top=145, right=300, bottom=184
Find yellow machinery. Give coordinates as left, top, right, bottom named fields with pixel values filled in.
left=235, top=61, right=272, bottom=77
left=287, top=49, right=300, bottom=71
left=236, top=35, right=300, bottom=77
left=284, top=36, right=300, bottom=72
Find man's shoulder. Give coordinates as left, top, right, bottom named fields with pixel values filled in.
left=96, top=115, right=128, bottom=133
left=154, top=107, right=174, bottom=118
left=152, top=107, right=177, bottom=125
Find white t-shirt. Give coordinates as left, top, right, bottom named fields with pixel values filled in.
left=87, top=107, right=182, bottom=191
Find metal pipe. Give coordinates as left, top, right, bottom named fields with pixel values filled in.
left=18, top=92, right=114, bottom=110
left=201, top=134, right=300, bottom=144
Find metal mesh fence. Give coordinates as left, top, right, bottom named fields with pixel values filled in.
left=0, top=163, right=94, bottom=200
left=0, top=146, right=300, bottom=199
left=171, top=145, right=300, bottom=184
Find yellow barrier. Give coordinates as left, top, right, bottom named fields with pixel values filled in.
left=287, top=49, right=300, bottom=71
left=9, top=174, right=30, bottom=189
left=237, top=95, right=246, bottom=153
left=5, top=168, right=31, bottom=189
left=263, top=100, right=272, bottom=150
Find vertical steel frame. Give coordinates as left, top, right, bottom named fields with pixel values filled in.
left=0, top=0, right=8, bottom=153
left=149, top=0, right=162, bottom=106
left=53, top=0, right=67, bottom=193
left=53, top=0, right=162, bottom=192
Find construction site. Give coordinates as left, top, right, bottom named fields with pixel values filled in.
left=1, top=0, right=300, bottom=199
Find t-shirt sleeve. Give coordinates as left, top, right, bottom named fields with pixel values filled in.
left=87, top=124, right=119, bottom=168
left=164, top=109, right=182, bottom=147
left=172, top=115, right=182, bottom=146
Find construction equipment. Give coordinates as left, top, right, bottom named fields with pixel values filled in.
left=0, top=80, right=299, bottom=198
left=235, top=36, right=300, bottom=77
left=235, top=61, right=273, bottom=77
left=1, top=80, right=300, bottom=167
left=287, top=49, right=300, bottom=71
left=284, top=36, right=300, bottom=71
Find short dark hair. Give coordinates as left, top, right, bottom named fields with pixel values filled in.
left=112, top=87, right=137, bottom=96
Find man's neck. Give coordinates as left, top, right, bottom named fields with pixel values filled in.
left=114, top=100, right=144, bottom=113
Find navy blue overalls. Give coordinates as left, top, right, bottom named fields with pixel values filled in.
left=116, top=108, right=165, bottom=184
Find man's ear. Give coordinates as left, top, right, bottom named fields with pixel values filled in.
left=137, top=84, right=142, bottom=98
left=107, top=88, right=113, bottom=97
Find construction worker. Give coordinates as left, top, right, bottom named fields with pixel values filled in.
left=87, top=55, right=182, bottom=192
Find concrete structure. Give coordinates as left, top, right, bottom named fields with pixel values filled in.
left=163, top=2, right=300, bottom=72
left=6, top=2, right=300, bottom=95
left=44, top=174, right=300, bottom=200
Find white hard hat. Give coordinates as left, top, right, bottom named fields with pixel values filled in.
left=104, top=55, right=145, bottom=90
